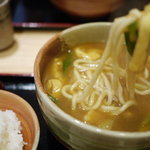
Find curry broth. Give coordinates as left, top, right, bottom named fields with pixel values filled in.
left=42, top=42, right=150, bottom=132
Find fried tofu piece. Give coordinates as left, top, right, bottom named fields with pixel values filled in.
left=46, top=79, right=62, bottom=97
left=84, top=110, right=114, bottom=130
left=51, top=58, right=63, bottom=80
left=75, top=47, right=101, bottom=60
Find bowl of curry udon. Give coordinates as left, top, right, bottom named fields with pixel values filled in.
left=34, top=22, right=150, bottom=150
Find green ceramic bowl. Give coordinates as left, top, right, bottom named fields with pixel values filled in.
left=34, top=22, right=150, bottom=150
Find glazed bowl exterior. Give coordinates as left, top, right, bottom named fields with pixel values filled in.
left=34, top=22, right=150, bottom=150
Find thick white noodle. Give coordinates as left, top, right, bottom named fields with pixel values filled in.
left=80, top=10, right=141, bottom=102
left=61, top=54, right=150, bottom=114
left=144, top=68, right=149, bottom=79
left=61, top=8, right=150, bottom=115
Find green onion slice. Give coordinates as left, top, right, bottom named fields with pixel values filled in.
left=124, top=22, right=138, bottom=56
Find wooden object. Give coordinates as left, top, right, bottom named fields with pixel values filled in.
left=0, top=30, right=59, bottom=75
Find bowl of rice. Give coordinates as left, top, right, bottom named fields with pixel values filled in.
left=0, top=90, right=40, bottom=150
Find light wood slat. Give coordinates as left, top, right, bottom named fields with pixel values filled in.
left=0, top=30, right=59, bottom=75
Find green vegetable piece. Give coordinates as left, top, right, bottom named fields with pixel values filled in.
left=125, top=22, right=138, bottom=56
left=48, top=94, right=58, bottom=104
left=63, top=50, right=73, bottom=72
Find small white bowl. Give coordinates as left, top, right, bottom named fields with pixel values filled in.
left=0, top=90, right=40, bottom=150
left=34, top=22, right=150, bottom=150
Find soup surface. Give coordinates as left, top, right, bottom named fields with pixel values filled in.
left=42, top=42, right=150, bottom=132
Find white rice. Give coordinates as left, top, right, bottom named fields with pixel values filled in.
left=0, top=110, right=25, bottom=150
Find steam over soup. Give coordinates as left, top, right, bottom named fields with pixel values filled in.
left=42, top=42, right=150, bottom=132
left=42, top=5, right=150, bottom=132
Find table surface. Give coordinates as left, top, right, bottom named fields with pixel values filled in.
left=0, top=29, right=59, bottom=75
left=1, top=0, right=150, bottom=149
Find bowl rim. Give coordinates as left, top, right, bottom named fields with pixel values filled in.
left=37, top=86, right=150, bottom=140
left=0, top=89, right=40, bottom=149
left=34, top=22, right=150, bottom=140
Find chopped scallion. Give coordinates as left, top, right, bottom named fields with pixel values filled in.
left=124, top=22, right=138, bottom=55
left=48, top=94, right=58, bottom=104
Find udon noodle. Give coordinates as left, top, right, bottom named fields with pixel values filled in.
left=43, top=4, right=150, bottom=131
left=61, top=6, right=150, bottom=115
